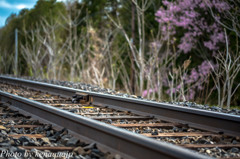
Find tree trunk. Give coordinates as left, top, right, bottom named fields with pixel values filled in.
left=130, top=1, right=136, bottom=94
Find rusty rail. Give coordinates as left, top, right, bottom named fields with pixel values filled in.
left=0, top=90, right=208, bottom=159
left=0, top=76, right=239, bottom=137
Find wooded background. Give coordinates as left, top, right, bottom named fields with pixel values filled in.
left=0, top=0, right=239, bottom=108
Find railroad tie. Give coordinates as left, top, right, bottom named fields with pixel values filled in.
left=111, top=123, right=183, bottom=128
left=91, top=116, right=154, bottom=120
left=142, top=132, right=222, bottom=138
left=179, top=144, right=240, bottom=149
left=8, top=134, right=45, bottom=138
left=18, top=146, right=75, bottom=152
left=5, top=125, right=42, bottom=128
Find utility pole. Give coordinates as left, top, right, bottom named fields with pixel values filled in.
left=14, top=28, right=18, bottom=76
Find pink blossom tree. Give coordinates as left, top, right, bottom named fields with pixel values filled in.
left=155, top=0, right=229, bottom=53
left=148, top=0, right=231, bottom=102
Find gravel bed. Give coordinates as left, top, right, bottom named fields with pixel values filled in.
left=155, top=137, right=240, bottom=158
left=198, top=147, right=240, bottom=158
left=0, top=103, right=119, bottom=159
left=102, top=118, right=240, bottom=158
left=125, top=126, right=199, bottom=134
left=3, top=75, right=239, bottom=116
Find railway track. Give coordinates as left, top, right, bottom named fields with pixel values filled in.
left=0, top=76, right=240, bottom=158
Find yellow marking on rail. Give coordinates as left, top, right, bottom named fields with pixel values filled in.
left=81, top=106, right=95, bottom=108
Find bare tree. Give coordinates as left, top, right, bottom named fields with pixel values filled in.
left=208, top=29, right=240, bottom=109
left=21, top=25, right=47, bottom=78
left=85, top=25, right=120, bottom=88
left=149, top=25, right=176, bottom=101
left=205, top=0, right=240, bottom=38
left=0, top=49, right=14, bottom=74
left=60, top=2, right=87, bottom=81
left=204, top=0, right=240, bottom=108
left=38, top=18, right=66, bottom=80
left=107, top=0, right=151, bottom=95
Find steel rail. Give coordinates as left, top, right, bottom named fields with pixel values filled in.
left=0, top=76, right=240, bottom=137
left=0, top=90, right=208, bottom=159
